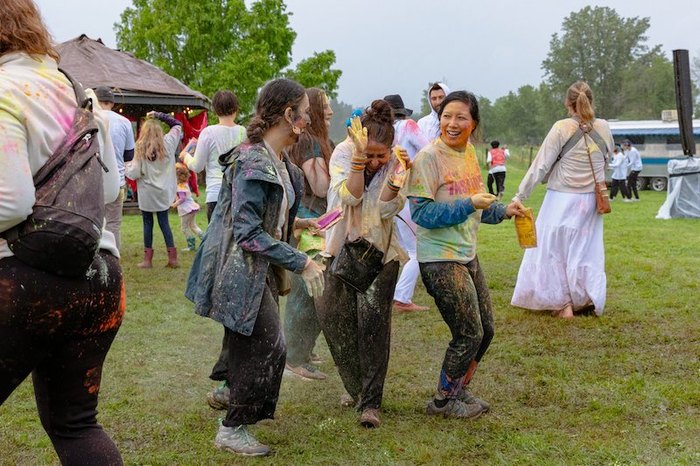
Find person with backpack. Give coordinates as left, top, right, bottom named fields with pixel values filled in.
left=126, top=111, right=183, bottom=268
left=0, top=1, right=124, bottom=464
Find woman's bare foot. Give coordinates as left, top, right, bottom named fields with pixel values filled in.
left=552, top=304, right=574, bottom=319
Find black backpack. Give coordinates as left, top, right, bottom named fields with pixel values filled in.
left=2, top=70, right=108, bottom=277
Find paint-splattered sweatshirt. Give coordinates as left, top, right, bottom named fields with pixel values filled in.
left=406, top=138, right=506, bottom=264
left=0, top=52, right=119, bottom=260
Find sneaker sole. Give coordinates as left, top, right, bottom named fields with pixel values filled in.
left=215, top=443, right=270, bottom=457
left=206, top=393, right=228, bottom=410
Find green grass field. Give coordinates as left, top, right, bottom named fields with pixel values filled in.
left=1, top=159, right=699, bottom=465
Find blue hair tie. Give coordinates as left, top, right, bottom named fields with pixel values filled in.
left=345, top=107, right=364, bottom=127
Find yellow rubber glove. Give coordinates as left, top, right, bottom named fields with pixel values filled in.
left=348, top=116, right=368, bottom=170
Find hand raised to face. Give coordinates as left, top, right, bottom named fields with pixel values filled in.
left=347, top=116, right=368, bottom=156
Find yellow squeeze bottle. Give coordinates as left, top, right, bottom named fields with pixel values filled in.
left=514, top=208, right=537, bottom=248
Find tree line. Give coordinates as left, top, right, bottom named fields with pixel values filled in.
left=115, top=3, right=696, bottom=145
left=115, top=0, right=341, bottom=118
left=421, top=6, right=698, bottom=146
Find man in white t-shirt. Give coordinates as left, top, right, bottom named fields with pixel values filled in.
left=181, top=90, right=247, bottom=221
left=95, top=86, right=135, bottom=251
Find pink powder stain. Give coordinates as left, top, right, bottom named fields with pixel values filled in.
left=55, top=109, right=74, bottom=132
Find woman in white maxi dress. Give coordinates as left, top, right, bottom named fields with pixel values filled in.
left=510, top=82, right=613, bottom=318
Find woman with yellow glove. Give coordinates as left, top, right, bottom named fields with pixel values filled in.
left=316, top=100, right=409, bottom=428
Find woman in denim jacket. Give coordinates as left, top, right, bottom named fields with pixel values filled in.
left=186, top=78, right=325, bottom=457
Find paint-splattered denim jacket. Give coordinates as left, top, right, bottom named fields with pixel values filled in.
left=185, top=142, right=307, bottom=336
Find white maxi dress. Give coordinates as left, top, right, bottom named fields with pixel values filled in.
left=510, top=117, right=613, bottom=316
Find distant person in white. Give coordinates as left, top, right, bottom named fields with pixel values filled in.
left=417, top=82, right=451, bottom=140
left=383, top=94, right=430, bottom=312
left=609, top=144, right=631, bottom=201
left=181, top=90, right=247, bottom=221
left=95, top=85, right=135, bottom=251
left=622, top=139, right=642, bottom=201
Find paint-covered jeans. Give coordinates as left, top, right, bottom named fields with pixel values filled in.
left=316, top=258, right=399, bottom=411
left=223, top=271, right=286, bottom=426
left=0, top=251, right=124, bottom=466
left=420, top=257, right=494, bottom=399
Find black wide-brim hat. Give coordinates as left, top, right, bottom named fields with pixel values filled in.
left=383, top=94, right=413, bottom=117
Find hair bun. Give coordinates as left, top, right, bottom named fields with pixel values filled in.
left=364, top=99, right=393, bottom=126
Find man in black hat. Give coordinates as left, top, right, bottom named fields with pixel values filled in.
left=94, top=85, right=135, bottom=250
left=382, top=94, right=431, bottom=313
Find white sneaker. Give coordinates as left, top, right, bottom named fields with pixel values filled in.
left=623, top=199, right=633, bottom=203
left=214, top=423, right=270, bottom=456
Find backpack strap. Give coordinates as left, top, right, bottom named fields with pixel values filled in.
left=58, top=68, right=92, bottom=111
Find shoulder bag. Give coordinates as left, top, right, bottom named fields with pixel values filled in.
left=582, top=128, right=612, bottom=215
left=329, top=217, right=394, bottom=294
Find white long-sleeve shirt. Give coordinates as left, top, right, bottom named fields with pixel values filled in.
left=609, top=152, right=630, bottom=180
left=125, top=125, right=182, bottom=212
left=324, top=138, right=407, bottom=265
left=625, top=146, right=643, bottom=171
left=394, top=119, right=429, bottom=160
left=514, top=118, right=613, bottom=202
left=0, top=53, right=119, bottom=260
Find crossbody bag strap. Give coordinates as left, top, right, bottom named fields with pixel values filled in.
left=555, top=126, right=584, bottom=164
left=586, top=128, right=610, bottom=161
left=583, top=133, right=598, bottom=184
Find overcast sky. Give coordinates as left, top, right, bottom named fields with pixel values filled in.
left=35, top=0, right=700, bottom=112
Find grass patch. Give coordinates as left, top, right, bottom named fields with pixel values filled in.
left=1, top=161, right=699, bottom=464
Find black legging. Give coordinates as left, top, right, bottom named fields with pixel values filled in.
left=223, top=271, right=286, bottom=426
left=487, top=172, right=506, bottom=196
left=0, top=252, right=124, bottom=466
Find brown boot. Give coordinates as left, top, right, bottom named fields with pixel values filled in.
left=137, top=248, right=154, bottom=268
left=166, top=247, right=179, bottom=268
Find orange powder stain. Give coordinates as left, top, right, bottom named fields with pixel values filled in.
left=84, top=367, right=100, bottom=394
